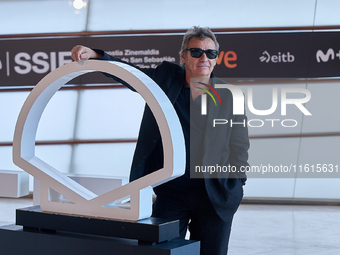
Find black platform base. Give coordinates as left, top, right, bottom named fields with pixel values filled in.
left=16, top=206, right=179, bottom=244
left=0, top=206, right=200, bottom=255
left=0, top=224, right=200, bottom=255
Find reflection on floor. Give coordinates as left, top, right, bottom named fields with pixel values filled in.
left=229, top=204, right=340, bottom=255
left=1, top=197, right=340, bottom=255
left=0, top=197, right=32, bottom=225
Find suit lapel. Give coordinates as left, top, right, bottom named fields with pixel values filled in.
left=167, top=71, right=185, bottom=105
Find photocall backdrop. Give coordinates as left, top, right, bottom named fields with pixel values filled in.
left=0, top=31, right=340, bottom=86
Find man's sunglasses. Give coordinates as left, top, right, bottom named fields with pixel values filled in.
left=185, top=48, right=219, bottom=59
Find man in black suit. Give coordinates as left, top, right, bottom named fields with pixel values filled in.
left=71, top=26, right=249, bottom=255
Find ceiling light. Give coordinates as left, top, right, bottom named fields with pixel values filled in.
left=73, top=0, right=85, bottom=10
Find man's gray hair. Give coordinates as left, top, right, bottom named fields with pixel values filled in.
left=179, top=26, right=219, bottom=67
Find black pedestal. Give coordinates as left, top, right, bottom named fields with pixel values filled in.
left=16, top=206, right=179, bottom=244
left=0, top=206, right=200, bottom=255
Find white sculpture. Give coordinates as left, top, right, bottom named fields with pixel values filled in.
left=13, top=60, right=185, bottom=221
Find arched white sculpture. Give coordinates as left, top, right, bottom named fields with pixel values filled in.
left=13, top=60, right=185, bottom=221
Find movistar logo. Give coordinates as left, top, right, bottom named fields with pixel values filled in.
left=197, top=82, right=222, bottom=106
left=316, top=48, right=335, bottom=62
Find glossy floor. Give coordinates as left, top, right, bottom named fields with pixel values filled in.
left=1, top=197, right=340, bottom=254
left=229, top=204, right=340, bottom=255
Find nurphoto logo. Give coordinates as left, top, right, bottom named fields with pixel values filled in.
left=199, top=82, right=312, bottom=128
left=196, top=82, right=222, bottom=107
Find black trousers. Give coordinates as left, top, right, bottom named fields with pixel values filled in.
left=152, top=189, right=234, bottom=255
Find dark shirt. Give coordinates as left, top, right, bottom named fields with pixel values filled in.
left=154, top=78, right=206, bottom=196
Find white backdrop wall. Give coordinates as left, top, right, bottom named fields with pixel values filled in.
left=0, top=0, right=339, bottom=199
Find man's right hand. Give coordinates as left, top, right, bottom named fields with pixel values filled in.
left=71, top=45, right=102, bottom=62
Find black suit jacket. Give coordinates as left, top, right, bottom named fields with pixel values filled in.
left=98, top=50, right=249, bottom=222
